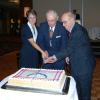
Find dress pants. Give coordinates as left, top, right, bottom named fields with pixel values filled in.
left=72, top=72, right=93, bottom=100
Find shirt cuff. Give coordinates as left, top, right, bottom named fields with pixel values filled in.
left=52, top=55, right=58, bottom=61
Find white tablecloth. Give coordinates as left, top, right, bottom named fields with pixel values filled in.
left=0, top=76, right=78, bottom=100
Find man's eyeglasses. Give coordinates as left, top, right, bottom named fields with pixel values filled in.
left=62, top=21, right=68, bottom=24
left=47, top=19, right=56, bottom=22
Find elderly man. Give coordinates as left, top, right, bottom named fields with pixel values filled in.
left=37, top=10, right=68, bottom=70
left=45, top=12, right=96, bottom=100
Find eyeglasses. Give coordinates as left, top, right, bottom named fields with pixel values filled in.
left=47, top=19, right=56, bottom=22
left=28, top=16, right=36, bottom=19
left=62, top=21, right=68, bottom=24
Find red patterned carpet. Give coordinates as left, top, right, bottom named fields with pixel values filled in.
left=0, top=35, right=21, bottom=56
left=0, top=51, right=100, bottom=100
left=92, top=57, right=100, bottom=100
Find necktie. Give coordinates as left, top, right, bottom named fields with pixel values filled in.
left=49, top=27, right=54, bottom=47
left=49, top=27, right=53, bottom=38
left=68, top=32, right=71, bottom=38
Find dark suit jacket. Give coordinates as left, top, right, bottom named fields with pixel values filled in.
left=37, top=21, right=68, bottom=69
left=38, top=21, right=68, bottom=56
left=56, top=23, right=96, bottom=75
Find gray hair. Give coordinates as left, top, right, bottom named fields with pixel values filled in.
left=46, top=10, right=59, bottom=20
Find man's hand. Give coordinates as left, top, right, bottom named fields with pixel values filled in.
left=44, top=55, right=57, bottom=64
left=65, top=57, right=69, bottom=64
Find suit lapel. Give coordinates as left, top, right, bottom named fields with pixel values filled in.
left=52, top=22, right=59, bottom=40
left=45, top=24, right=50, bottom=40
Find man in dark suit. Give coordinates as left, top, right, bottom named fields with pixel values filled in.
left=44, top=12, right=96, bottom=100
left=37, top=10, right=68, bottom=70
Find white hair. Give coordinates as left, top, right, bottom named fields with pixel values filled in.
left=66, top=11, right=76, bottom=20
left=46, top=10, right=59, bottom=20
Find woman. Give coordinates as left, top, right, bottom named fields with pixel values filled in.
left=19, top=9, right=47, bottom=68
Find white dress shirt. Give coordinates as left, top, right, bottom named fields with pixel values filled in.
left=49, top=26, right=55, bottom=32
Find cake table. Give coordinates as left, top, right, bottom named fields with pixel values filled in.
left=0, top=75, right=78, bottom=100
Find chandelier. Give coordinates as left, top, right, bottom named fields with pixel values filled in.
left=9, top=0, right=20, bottom=4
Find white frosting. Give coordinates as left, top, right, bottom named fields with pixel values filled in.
left=7, top=68, right=66, bottom=92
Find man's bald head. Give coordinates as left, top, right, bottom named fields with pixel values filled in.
left=62, top=12, right=75, bottom=21
left=61, top=11, right=76, bottom=32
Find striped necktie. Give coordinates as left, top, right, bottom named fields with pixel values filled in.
left=49, top=27, right=53, bottom=38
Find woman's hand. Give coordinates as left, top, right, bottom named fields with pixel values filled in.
left=42, top=50, right=49, bottom=60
